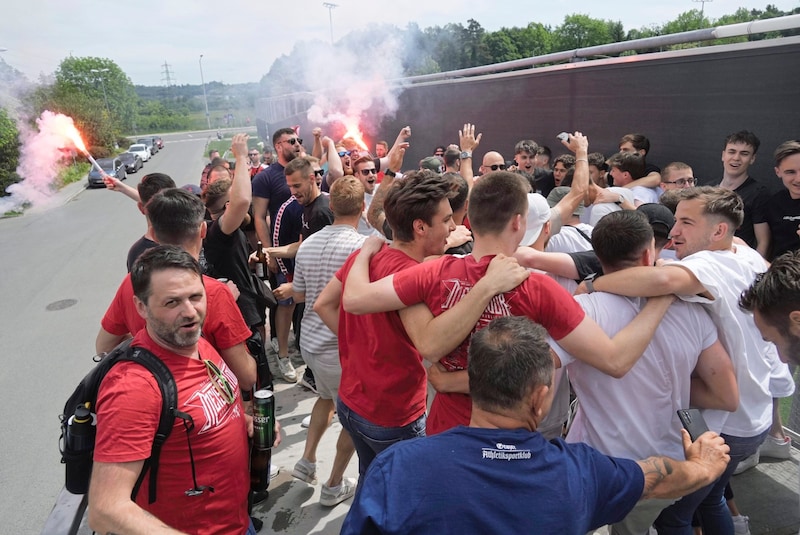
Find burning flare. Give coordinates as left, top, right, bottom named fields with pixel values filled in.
left=342, top=121, right=370, bottom=152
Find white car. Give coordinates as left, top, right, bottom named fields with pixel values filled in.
left=128, top=143, right=150, bottom=162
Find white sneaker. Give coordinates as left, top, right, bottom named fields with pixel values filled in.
left=301, top=415, right=311, bottom=428
left=270, top=463, right=280, bottom=480
left=759, top=435, right=792, bottom=459
left=732, top=514, right=751, bottom=535
left=277, top=356, right=297, bottom=382
left=320, top=477, right=357, bottom=506
left=291, top=458, right=317, bottom=485
left=733, top=451, right=759, bottom=475
left=269, top=338, right=280, bottom=354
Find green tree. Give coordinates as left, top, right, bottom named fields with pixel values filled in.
left=55, top=57, right=137, bottom=132
left=483, top=30, right=521, bottom=63
left=553, top=14, right=613, bottom=50
left=0, top=108, right=21, bottom=197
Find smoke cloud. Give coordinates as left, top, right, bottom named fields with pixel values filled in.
left=304, top=31, right=408, bottom=141
left=0, top=111, right=78, bottom=214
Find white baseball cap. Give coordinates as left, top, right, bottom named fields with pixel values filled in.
left=521, top=193, right=551, bottom=247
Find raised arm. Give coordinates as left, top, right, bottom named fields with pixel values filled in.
left=324, top=136, right=344, bottom=185
left=367, top=145, right=406, bottom=233
left=637, top=429, right=729, bottom=500
left=458, top=123, right=481, bottom=188
left=218, top=134, right=253, bottom=235
left=311, top=127, right=323, bottom=159
left=555, top=295, right=674, bottom=378
left=690, top=339, right=739, bottom=412
left=551, top=132, right=589, bottom=224
left=378, top=126, right=411, bottom=172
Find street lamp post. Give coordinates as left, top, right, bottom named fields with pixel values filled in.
left=199, top=54, right=211, bottom=130
left=323, top=3, right=338, bottom=45
left=90, top=68, right=111, bottom=115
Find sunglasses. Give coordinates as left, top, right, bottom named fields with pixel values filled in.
left=313, top=169, right=324, bottom=177
left=663, top=177, right=697, bottom=187
left=204, top=359, right=235, bottom=405
left=488, top=164, right=507, bottom=171
left=280, top=138, right=303, bottom=146
left=338, top=150, right=352, bottom=157
left=359, top=168, right=377, bottom=176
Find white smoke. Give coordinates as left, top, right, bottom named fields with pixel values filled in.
left=305, top=31, right=407, bottom=139
left=0, top=111, right=77, bottom=214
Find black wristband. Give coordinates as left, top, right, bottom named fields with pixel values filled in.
left=384, top=169, right=397, bottom=178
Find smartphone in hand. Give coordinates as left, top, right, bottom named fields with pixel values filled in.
left=677, top=408, right=709, bottom=442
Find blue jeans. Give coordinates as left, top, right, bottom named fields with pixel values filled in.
left=336, top=397, right=426, bottom=478
left=245, top=518, right=257, bottom=535
left=654, top=429, right=768, bottom=535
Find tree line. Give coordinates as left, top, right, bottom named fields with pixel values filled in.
left=1, top=4, right=797, bottom=198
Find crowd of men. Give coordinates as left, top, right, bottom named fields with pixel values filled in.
left=86, top=123, right=800, bottom=534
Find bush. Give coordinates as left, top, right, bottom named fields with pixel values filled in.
left=88, top=145, right=112, bottom=158
left=58, top=162, right=91, bottom=187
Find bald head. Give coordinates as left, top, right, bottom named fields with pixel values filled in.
left=480, top=151, right=505, bottom=175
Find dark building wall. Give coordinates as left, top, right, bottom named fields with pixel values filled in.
left=380, top=37, right=800, bottom=193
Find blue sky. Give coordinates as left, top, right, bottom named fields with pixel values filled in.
left=1, top=0, right=798, bottom=85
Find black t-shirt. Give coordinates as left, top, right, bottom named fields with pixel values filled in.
left=203, top=219, right=263, bottom=327
left=301, top=194, right=334, bottom=240
left=766, top=189, right=800, bottom=260
left=252, top=163, right=292, bottom=226
left=725, top=176, right=770, bottom=249
left=127, top=236, right=158, bottom=272
left=568, top=250, right=602, bottom=281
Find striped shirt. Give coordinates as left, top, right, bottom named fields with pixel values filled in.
left=293, top=225, right=366, bottom=357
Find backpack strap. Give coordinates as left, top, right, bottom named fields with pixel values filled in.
left=565, top=224, right=593, bottom=245
left=120, top=346, right=182, bottom=504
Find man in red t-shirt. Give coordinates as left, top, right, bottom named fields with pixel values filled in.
left=342, top=170, right=674, bottom=435
left=315, top=171, right=529, bottom=478
left=89, top=246, right=251, bottom=535
left=95, top=188, right=256, bottom=390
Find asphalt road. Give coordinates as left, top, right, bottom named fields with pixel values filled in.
left=0, top=129, right=217, bottom=533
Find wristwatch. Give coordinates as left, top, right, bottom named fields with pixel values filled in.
left=460, top=151, right=472, bottom=159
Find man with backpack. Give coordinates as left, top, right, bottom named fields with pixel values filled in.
left=88, top=246, right=254, bottom=535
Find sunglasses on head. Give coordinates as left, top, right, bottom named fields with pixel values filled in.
left=282, top=138, right=303, bottom=146
left=488, top=164, right=506, bottom=171
left=359, top=168, right=377, bottom=176
left=204, top=359, right=235, bottom=405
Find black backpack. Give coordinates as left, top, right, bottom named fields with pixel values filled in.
left=59, top=339, right=186, bottom=503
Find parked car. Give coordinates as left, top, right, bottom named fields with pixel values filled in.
left=154, top=136, right=164, bottom=149
left=118, top=152, right=143, bottom=173
left=128, top=143, right=150, bottom=162
left=137, top=137, right=157, bottom=155
left=87, top=157, right=126, bottom=188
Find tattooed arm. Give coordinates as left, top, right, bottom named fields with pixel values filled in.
left=636, top=430, right=730, bottom=500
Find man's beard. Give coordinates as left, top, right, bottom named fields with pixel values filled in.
left=148, top=311, right=204, bottom=348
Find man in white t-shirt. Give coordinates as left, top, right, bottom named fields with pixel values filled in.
left=583, top=186, right=795, bottom=534
left=555, top=209, right=737, bottom=535
left=608, top=151, right=661, bottom=206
